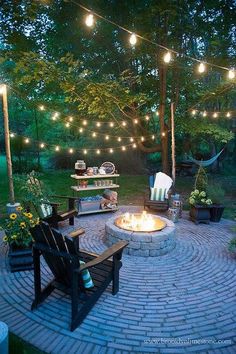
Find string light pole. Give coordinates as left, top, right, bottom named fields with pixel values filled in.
left=0, top=84, right=19, bottom=212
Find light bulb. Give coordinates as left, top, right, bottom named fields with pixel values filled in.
left=141, top=136, right=145, bottom=142
left=132, top=143, right=137, bottom=148
left=161, top=132, right=166, bottom=137
left=52, top=112, right=59, bottom=120
left=68, top=116, right=73, bottom=122
left=163, top=51, right=171, bottom=63
left=122, top=146, right=126, bottom=151
left=40, top=143, right=45, bottom=148
left=105, top=135, right=109, bottom=140
left=226, top=112, right=231, bottom=118
left=203, top=111, right=207, bottom=117
left=38, top=105, right=45, bottom=111
left=79, top=128, right=83, bottom=133
left=85, top=13, right=94, bottom=27
left=213, top=112, right=218, bottom=118
left=83, top=120, right=87, bottom=125
left=65, top=122, right=70, bottom=128
left=198, top=62, right=206, bottom=73
left=152, top=135, right=155, bottom=140
left=25, top=138, right=30, bottom=144
left=191, top=109, right=196, bottom=116
left=117, top=137, right=121, bottom=142
left=92, top=132, right=97, bottom=138
left=96, top=122, right=101, bottom=127
left=156, top=111, right=159, bottom=116
left=69, top=148, right=74, bottom=154
left=145, top=115, right=150, bottom=121
left=130, top=137, right=134, bottom=142
left=228, top=70, right=235, bottom=79
left=55, top=146, right=60, bottom=151
left=129, top=33, right=137, bottom=46
left=109, top=148, right=113, bottom=153
left=83, top=149, right=87, bottom=154
left=134, top=119, right=138, bottom=124
left=10, top=133, right=15, bottom=138
left=96, top=149, right=100, bottom=154
left=122, top=121, right=127, bottom=126
left=109, top=122, right=114, bottom=127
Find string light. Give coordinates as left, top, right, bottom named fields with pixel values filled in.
left=198, top=62, right=206, bottom=73
left=96, top=149, right=100, bottom=154
left=163, top=51, right=171, bottom=63
left=141, top=136, right=145, bottom=142
left=129, top=33, right=137, bottom=46
left=85, top=13, right=94, bottom=27
left=68, top=116, right=73, bottom=122
left=52, top=112, right=59, bottom=120
left=191, top=109, right=196, bottom=116
left=132, top=143, right=137, bottom=148
left=145, top=115, right=150, bottom=121
left=121, top=146, right=126, bottom=151
left=155, top=111, right=159, bottom=116
left=162, top=132, right=166, bottom=137
left=133, top=119, right=138, bottom=124
left=117, top=137, right=121, bottom=142
left=79, top=128, right=83, bottom=133
left=152, top=135, right=155, bottom=140
left=109, top=122, right=114, bottom=127
left=96, top=122, right=101, bottom=127
left=40, top=143, right=45, bottom=148
left=228, top=70, right=235, bottom=79
left=83, top=149, right=87, bottom=154
left=109, top=148, right=113, bottom=153
left=25, top=138, right=30, bottom=144
left=69, top=148, right=74, bottom=154
left=65, top=122, right=70, bottom=128
left=226, top=112, right=231, bottom=118
left=122, top=121, right=127, bottom=126
left=10, top=133, right=15, bottom=138
left=38, top=105, right=45, bottom=111
left=105, top=135, right=109, bottom=140
left=92, top=132, right=97, bottom=137
left=55, top=146, right=60, bottom=151
left=83, top=120, right=87, bottom=126
left=130, top=137, right=134, bottom=142
left=213, top=112, right=218, bottom=118
left=202, top=111, right=207, bottom=117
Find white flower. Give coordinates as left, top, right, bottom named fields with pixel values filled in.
left=206, top=199, right=212, bottom=205
left=194, top=189, right=199, bottom=195
left=200, top=191, right=206, bottom=197
left=201, top=198, right=206, bottom=203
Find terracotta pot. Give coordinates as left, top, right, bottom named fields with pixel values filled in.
left=189, top=205, right=211, bottom=225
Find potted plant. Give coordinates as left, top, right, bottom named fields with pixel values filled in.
left=1, top=206, right=39, bottom=272
left=189, top=189, right=213, bottom=224
left=207, top=183, right=225, bottom=222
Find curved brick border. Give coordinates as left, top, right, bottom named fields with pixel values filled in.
left=106, top=214, right=176, bottom=256
left=0, top=206, right=236, bottom=353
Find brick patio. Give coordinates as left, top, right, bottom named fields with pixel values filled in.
left=0, top=206, right=236, bottom=353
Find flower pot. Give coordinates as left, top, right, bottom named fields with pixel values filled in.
left=189, top=205, right=211, bottom=224
left=8, top=243, right=33, bottom=273
left=210, top=204, right=224, bottom=222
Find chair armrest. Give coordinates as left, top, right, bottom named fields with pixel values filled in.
left=76, top=240, right=128, bottom=273
left=69, top=228, right=85, bottom=238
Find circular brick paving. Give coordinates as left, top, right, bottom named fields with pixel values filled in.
left=0, top=206, right=236, bottom=354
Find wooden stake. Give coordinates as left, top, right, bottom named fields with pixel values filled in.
left=1, top=85, right=15, bottom=204
left=171, top=102, right=176, bottom=187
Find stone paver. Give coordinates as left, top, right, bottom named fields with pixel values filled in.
left=0, top=206, right=236, bottom=354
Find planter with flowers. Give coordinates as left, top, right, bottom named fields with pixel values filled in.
left=189, top=190, right=213, bottom=224
left=1, top=206, right=39, bottom=272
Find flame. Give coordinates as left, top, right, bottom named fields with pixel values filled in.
left=121, top=211, right=156, bottom=232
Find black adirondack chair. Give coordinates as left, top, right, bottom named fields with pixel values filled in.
left=30, top=222, right=128, bottom=331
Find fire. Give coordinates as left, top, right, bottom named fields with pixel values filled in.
left=120, top=211, right=157, bottom=232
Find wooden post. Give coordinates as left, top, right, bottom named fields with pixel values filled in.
left=171, top=102, right=176, bottom=187
left=0, top=85, right=15, bottom=204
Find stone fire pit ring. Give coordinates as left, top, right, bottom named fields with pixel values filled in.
left=105, top=214, right=176, bottom=257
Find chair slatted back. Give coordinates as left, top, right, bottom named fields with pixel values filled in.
left=31, top=223, right=79, bottom=287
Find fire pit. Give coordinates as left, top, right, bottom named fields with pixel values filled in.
left=106, top=211, right=176, bottom=257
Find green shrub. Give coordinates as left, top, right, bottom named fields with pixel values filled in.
left=194, top=166, right=208, bottom=191
left=207, top=183, right=225, bottom=204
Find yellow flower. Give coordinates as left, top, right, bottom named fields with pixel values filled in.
left=11, top=235, right=17, bottom=240
left=20, top=222, right=26, bottom=229
left=16, top=206, right=23, bottom=211
left=10, top=213, right=17, bottom=220
left=36, top=218, right=40, bottom=225
left=23, top=212, right=28, bottom=217
left=3, top=236, right=8, bottom=242
left=27, top=213, right=33, bottom=219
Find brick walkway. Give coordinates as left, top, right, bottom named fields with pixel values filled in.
left=0, top=206, right=236, bottom=353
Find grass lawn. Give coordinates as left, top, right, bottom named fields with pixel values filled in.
left=9, top=333, right=45, bottom=354
left=0, top=155, right=235, bottom=219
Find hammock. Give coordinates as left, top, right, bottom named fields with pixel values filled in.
left=187, top=149, right=224, bottom=167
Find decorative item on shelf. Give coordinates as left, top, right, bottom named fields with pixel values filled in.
left=1, top=206, right=39, bottom=272
left=79, top=180, right=88, bottom=188
left=75, top=160, right=86, bottom=176
left=86, top=167, right=94, bottom=176
left=167, top=207, right=179, bottom=223
left=98, top=167, right=106, bottom=175
left=93, top=167, right=98, bottom=175
left=101, top=162, right=115, bottom=174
